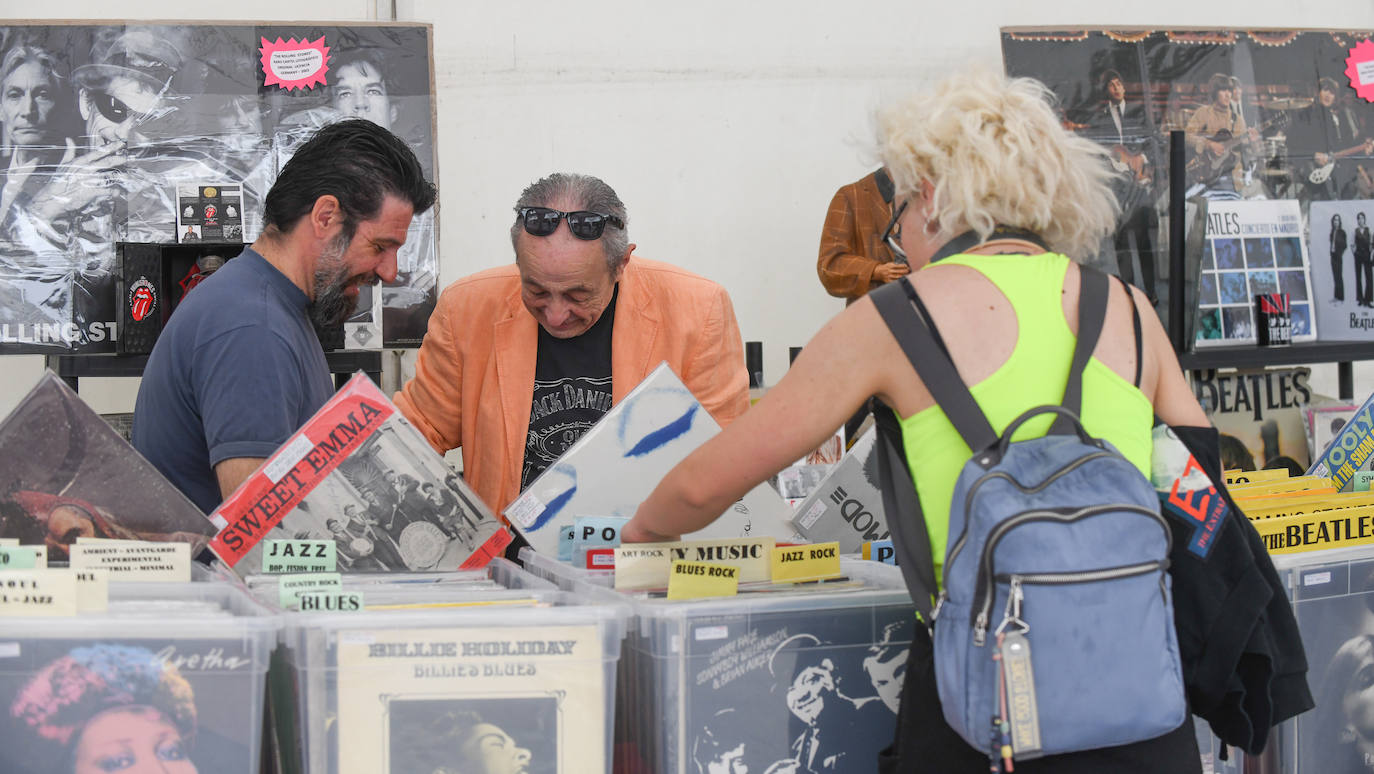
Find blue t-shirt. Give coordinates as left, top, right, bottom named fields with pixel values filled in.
left=132, top=248, right=334, bottom=513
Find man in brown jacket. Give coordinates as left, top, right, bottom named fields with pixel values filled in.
left=817, top=168, right=909, bottom=303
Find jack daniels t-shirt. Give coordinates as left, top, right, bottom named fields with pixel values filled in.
left=520, top=286, right=618, bottom=489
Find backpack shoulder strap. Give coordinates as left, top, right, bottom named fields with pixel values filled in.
left=870, top=398, right=938, bottom=621
left=1050, top=265, right=1110, bottom=435
left=869, top=278, right=998, bottom=453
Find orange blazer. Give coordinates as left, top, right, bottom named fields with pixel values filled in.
left=394, top=256, right=749, bottom=516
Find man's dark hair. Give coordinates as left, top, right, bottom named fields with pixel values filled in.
left=1099, top=69, right=1123, bottom=94
left=262, top=118, right=435, bottom=241
left=332, top=48, right=397, bottom=95
left=1317, top=77, right=1340, bottom=96
left=1207, top=73, right=1233, bottom=98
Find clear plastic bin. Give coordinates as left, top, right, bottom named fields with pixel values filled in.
left=0, top=580, right=279, bottom=774
left=271, top=558, right=627, bottom=774
left=522, top=549, right=916, bottom=773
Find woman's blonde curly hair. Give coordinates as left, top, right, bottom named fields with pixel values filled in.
left=876, top=71, right=1120, bottom=260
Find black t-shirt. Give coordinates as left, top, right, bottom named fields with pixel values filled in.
left=520, top=286, right=617, bottom=488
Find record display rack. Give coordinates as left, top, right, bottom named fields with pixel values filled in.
left=1165, top=130, right=1374, bottom=401
left=45, top=350, right=383, bottom=394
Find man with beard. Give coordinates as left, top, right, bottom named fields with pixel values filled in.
left=131, top=119, right=435, bottom=512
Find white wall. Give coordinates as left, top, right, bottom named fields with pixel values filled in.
left=3, top=2, right=1374, bottom=416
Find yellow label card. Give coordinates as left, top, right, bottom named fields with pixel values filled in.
left=1224, top=468, right=1289, bottom=485
left=771, top=542, right=843, bottom=583
left=1254, top=508, right=1374, bottom=554
left=0, top=546, right=46, bottom=570
left=666, top=560, right=739, bottom=600
left=69, top=542, right=191, bottom=582
left=0, top=570, right=78, bottom=616
left=1228, top=476, right=1335, bottom=497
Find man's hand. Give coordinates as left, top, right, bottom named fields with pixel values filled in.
left=873, top=262, right=911, bottom=284
left=1207, top=139, right=1226, bottom=157
left=1315, top=152, right=1331, bottom=167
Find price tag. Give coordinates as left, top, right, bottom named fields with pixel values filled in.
left=585, top=547, right=616, bottom=569
left=295, top=590, right=364, bottom=612
left=772, top=542, right=843, bottom=583
left=0, top=570, right=78, bottom=616
left=0, top=546, right=46, bottom=569
left=261, top=539, right=337, bottom=574
left=69, top=542, right=191, bottom=582
left=279, top=573, right=343, bottom=608
left=666, top=560, right=739, bottom=600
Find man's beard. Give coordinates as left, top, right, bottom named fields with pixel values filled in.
left=307, top=232, right=374, bottom=329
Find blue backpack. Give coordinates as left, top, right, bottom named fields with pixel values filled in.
left=868, top=267, right=1186, bottom=763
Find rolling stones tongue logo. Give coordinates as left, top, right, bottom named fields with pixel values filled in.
left=128, top=278, right=157, bottom=322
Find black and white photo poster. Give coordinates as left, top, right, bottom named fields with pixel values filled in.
left=1310, top=201, right=1374, bottom=341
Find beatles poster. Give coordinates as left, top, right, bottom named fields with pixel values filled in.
left=0, top=22, right=438, bottom=353
left=0, top=636, right=262, bottom=774
left=1002, top=28, right=1374, bottom=329
left=1310, top=200, right=1374, bottom=340
left=1193, top=199, right=1316, bottom=346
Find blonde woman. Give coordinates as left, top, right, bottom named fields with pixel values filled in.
left=623, top=71, right=1209, bottom=772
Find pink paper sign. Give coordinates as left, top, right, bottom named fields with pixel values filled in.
left=1345, top=38, right=1374, bottom=102
left=260, top=36, right=331, bottom=91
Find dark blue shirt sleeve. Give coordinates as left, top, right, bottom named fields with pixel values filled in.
left=195, top=324, right=313, bottom=468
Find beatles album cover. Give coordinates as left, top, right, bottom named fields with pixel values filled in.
left=0, top=23, right=438, bottom=352
left=209, top=374, right=510, bottom=577
left=503, top=362, right=802, bottom=556
left=668, top=605, right=914, bottom=774
left=1194, top=367, right=1313, bottom=472
left=1282, top=552, right=1374, bottom=774
left=1193, top=199, right=1316, bottom=347
left=0, top=371, right=217, bottom=558
left=0, top=636, right=262, bottom=774
left=332, top=624, right=607, bottom=774
left=789, top=428, right=889, bottom=554
left=1310, top=201, right=1374, bottom=342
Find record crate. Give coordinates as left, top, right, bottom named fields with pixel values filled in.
left=521, top=549, right=916, bottom=774
left=1270, top=544, right=1374, bottom=774
left=0, top=579, right=280, bottom=774
left=267, top=558, right=628, bottom=774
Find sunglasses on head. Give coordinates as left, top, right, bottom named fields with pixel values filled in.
left=518, top=206, right=625, bottom=241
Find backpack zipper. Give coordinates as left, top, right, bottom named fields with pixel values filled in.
left=970, top=504, right=1171, bottom=646
left=945, top=450, right=1117, bottom=576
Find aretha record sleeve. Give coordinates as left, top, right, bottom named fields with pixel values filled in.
left=208, top=374, right=510, bottom=577
left=504, top=362, right=801, bottom=556
left=0, top=636, right=262, bottom=774
left=331, top=624, right=607, bottom=774
left=0, top=372, right=217, bottom=559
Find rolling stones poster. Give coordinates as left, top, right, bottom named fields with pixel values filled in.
left=0, top=22, right=438, bottom=353
left=1002, top=28, right=1374, bottom=332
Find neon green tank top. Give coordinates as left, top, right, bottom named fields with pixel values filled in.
left=898, top=253, right=1153, bottom=582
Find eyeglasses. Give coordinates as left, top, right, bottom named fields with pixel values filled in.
left=518, top=207, right=625, bottom=241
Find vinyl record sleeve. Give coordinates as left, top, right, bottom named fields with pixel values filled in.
left=789, top=428, right=889, bottom=553
left=209, top=374, right=510, bottom=576
left=0, top=635, right=262, bottom=774
left=1283, top=552, right=1374, bottom=774
left=1309, top=201, right=1374, bottom=342
left=0, top=371, right=217, bottom=558
left=332, top=624, right=606, bottom=774
left=671, top=604, right=912, bottom=774
left=504, top=362, right=800, bottom=555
